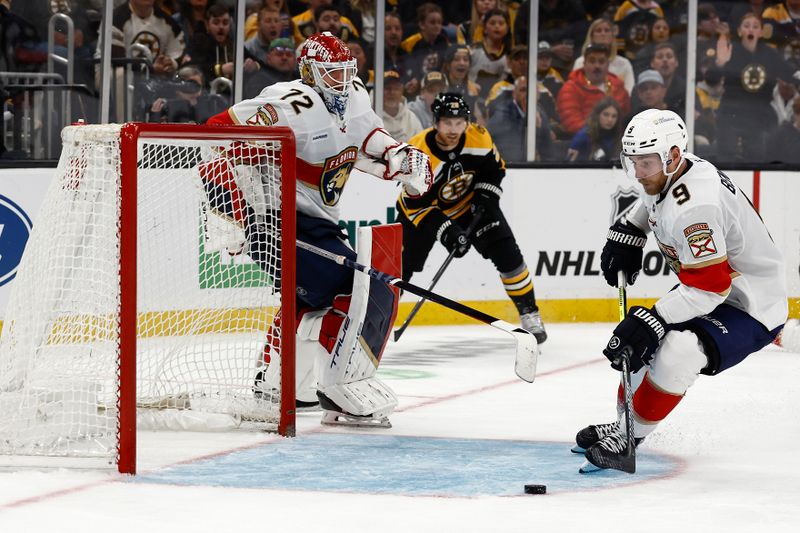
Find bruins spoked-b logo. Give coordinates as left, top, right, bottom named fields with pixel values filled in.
left=439, top=170, right=474, bottom=203
left=741, top=63, right=766, bottom=93
left=0, top=194, right=34, bottom=287
left=320, top=146, right=358, bottom=206
left=131, top=31, right=162, bottom=57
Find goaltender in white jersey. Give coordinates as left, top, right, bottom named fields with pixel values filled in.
left=575, top=109, right=787, bottom=472
left=205, top=32, right=432, bottom=427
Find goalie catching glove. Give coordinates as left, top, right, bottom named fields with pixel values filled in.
left=601, top=217, right=647, bottom=287
left=356, top=128, right=433, bottom=197
left=603, top=306, right=666, bottom=373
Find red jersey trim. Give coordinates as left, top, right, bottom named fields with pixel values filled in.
left=296, top=157, right=323, bottom=189
left=678, top=255, right=736, bottom=294
left=633, top=373, right=683, bottom=423
left=206, top=109, right=237, bottom=126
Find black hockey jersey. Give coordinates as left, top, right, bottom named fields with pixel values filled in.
left=397, top=123, right=505, bottom=234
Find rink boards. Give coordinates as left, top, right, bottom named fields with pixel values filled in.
left=1, top=166, right=798, bottom=325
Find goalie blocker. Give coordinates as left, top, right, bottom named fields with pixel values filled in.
left=258, top=224, right=403, bottom=427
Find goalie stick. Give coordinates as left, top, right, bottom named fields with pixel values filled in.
left=393, top=207, right=485, bottom=342
left=297, top=239, right=538, bottom=383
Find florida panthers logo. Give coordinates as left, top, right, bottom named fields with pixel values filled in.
left=320, top=146, right=358, bottom=206
left=656, top=239, right=680, bottom=274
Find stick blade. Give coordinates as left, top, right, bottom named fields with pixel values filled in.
left=487, top=321, right=539, bottom=382
left=505, top=325, right=539, bottom=383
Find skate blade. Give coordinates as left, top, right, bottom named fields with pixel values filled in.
left=579, top=459, right=602, bottom=474
left=579, top=456, right=636, bottom=474
left=295, top=400, right=322, bottom=413
left=320, top=411, right=392, bottom=428
left=570, top=445, right=586, bottom=454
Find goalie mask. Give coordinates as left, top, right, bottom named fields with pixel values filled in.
left=298, top=32, right=358, bottom=130
left=620, top=109, right=688, bottom=190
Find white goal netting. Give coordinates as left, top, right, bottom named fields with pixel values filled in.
left=0, top=124, right=292, bottom=469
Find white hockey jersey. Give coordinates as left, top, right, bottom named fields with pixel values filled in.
left=226, top=79, right=383, bottom=224
left=627, top=154, right=788, bottom=330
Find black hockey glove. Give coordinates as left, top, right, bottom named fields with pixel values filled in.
left=601, top=219, right=647, bottom=287
left=472, top=182, right=502, bottom=213
left=603, top=306, right=666, bottom=373
left=437, top=220, right=471, bottom=258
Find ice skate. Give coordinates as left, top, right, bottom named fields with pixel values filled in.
left=320, top=410, right=392, bottom=428
left=520, top=310, right=547, bottom=344
left=572, top=421, right=621, bottom=454
left=572, top=420, right=645, bottom=454
left=318, top=391, right=392, bottom=428
left=579, top=424, right=637, bottom=474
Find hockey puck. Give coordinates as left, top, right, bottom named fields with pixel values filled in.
left=523, top=484, right=547, bottom=495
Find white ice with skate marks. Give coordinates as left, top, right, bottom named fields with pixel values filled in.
left=1, top=323, right=799, bottom=532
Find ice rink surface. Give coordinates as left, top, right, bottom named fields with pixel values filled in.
left=1, top=323, right=799, bottom=532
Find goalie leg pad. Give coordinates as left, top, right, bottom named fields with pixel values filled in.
left=318, top=379, right=396, bottom=428
left=315, top=224, right=402, bottom=419
left=255, top=309, right=322, bottom=404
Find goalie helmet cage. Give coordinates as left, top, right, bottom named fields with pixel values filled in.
left=0, top=123, right=296, bottom=474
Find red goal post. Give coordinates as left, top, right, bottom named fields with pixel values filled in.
left=0, top=123, right=297, bottom=474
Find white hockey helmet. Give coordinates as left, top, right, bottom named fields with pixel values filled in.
left=620, top=109, right=688, bottom=183
left=298, top=32, right=358, bottom=129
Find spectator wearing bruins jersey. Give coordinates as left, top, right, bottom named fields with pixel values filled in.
left=395, top=93, right=547, bottom=343
left=292, top=2, right=359, bottom=45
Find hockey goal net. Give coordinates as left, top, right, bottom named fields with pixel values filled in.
left=0, top=123, right=296, bottom=474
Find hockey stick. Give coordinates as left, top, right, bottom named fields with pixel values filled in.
left=297, top=239, right=538, bottom=383
left=393, top=207, right=485, bottom=342
left=617, top=270, right=637, bottom=474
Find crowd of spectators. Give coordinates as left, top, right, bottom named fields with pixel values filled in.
left=2, top=0, right=800, bottom=164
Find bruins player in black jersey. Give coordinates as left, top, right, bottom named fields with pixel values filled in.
left=395, top=93, right=547, bottom=343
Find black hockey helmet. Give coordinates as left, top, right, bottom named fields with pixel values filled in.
left=431, top=92, right=471, bottom=123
